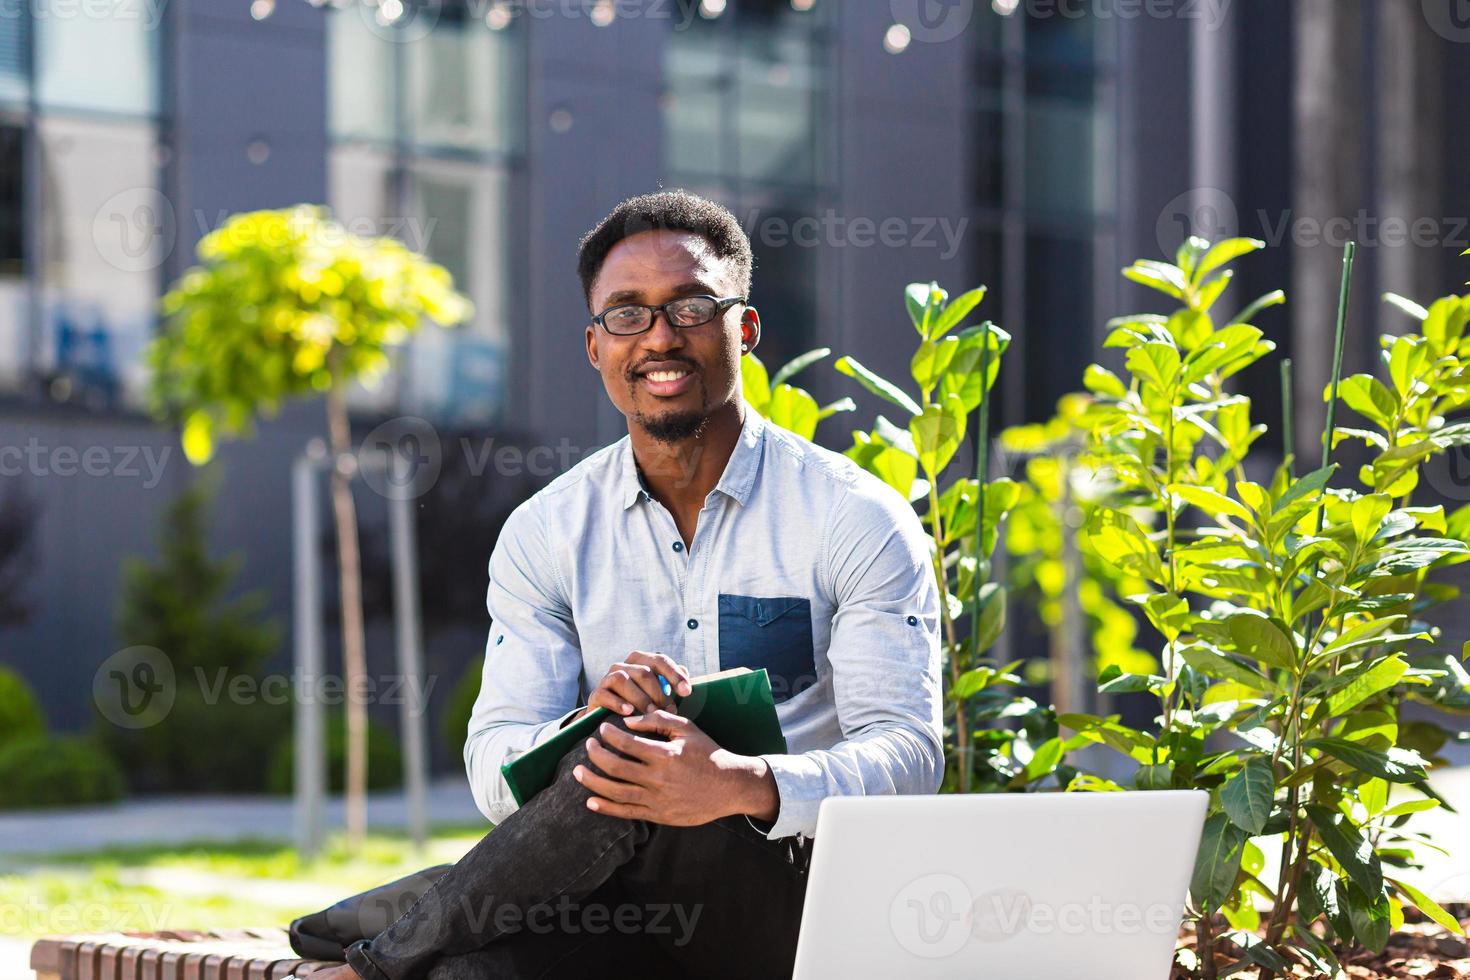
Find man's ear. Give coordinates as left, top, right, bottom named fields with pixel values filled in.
left=586, top=323, right=599, bottom=370
left=740, top=307, right=761, bottom=354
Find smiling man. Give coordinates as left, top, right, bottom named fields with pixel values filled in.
left=308, top=190, right=943, bottom=978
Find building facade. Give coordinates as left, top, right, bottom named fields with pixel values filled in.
left=0, top=0, right=1466, bottom=765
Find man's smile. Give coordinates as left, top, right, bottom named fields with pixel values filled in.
left=634, top=360, right=700, bottom=398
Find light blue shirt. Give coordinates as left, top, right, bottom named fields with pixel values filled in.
left=464, top=406, right=945, bottom=839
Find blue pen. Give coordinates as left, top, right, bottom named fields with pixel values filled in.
left=658, top=675, right=673, bottom=699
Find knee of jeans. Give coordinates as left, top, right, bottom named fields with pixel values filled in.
left=424, top=951, right=488, bottom=980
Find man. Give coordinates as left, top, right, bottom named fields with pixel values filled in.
left=309, top=190, right=943, bottom=978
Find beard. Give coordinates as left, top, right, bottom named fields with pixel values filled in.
left=634, top=408, right=709, bottom=443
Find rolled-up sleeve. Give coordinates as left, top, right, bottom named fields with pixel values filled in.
left=758, top=480, right=945, bottom=839
left=463, top=497, right=585, bottom=825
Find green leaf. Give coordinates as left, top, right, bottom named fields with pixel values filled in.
left=1228, top=613, right=1298, bottom=672
left=1324, top=654, right=1408, bottom=716
left=740, top=352, right=772, bottom=413
left=1221, top=756, right=1274, bottom=834
left=1227, top=288, right=1285, bottom=326
left=769, top=347, right=831, bottom=388
left=1343, top=880, right=1392, bottom=953
left=1390, top=878, right=1465, bottom=936
left=909, top=393, right=967, bottom=477
left=1083, top=363, right=1128, bottom=399
left=929, top=286, right=986, bottom=340
left=1170, top=484, right=1255, bottom=527
left=1307, top=738, right=1426, bottom=784
left=1382, top=291, right=1429, bottom=322
left=834, top=356, right=921, bottom=416
left=1125, top=341, right=1181, bottom=392
left=764, top=384, right=820, bottom=439
left=1190, top=812, right=1247, bottom=913
left=181, top=411, right=216, bottom=465
left=1196, top=237, right=1265, bottom=279
left=1307, top=805, right=1383, bottom=897
left=1180, top=646, right=1272, bottom=691
left=905, top=282, right=939, bottom=335
left=1336, top=374, right=1399, bottom=429
left=1123, top=261, right=1187, bottom=300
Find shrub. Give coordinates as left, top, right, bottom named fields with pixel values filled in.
left=0, top=735, right=124, bottom=809
left=440, top=655, right=484, bottom=760
left=99, top=477, right=286, bottom=793
left=267, top=714, right=404, bottom=795
left=0, top=666, right=44, bottom=743
left=1054, top=238, right=1470, bottom=975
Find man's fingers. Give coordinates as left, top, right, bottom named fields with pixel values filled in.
left=625, top=709, right=691, bottom=739
left=585, top=737, right=643, bottom=781
left=583, top=796, right=647, bottom=820
left=626, top=651, right=693, bottom=698
left=573, top=763, right=643, bottom=804
left=587, top=685, right=637, bottom=717
left=604, top=671, right=659, bottom=714
left=596, top=721, right=669, bottom=762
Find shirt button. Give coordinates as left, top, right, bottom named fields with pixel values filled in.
left=687, top=618, right=699, bottom=630
left=906, top=615, right=919, bottom=626
left=672, top=541, right=684, bottom=553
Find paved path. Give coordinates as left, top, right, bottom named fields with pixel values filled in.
left=0, top=779, right=485, bottom=857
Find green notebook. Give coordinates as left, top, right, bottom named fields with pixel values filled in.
left=501, top=667, right=789, bottom=807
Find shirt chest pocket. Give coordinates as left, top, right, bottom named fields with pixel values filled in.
left=717, top=594, right=816, bottom=705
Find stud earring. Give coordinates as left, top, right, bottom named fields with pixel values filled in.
left=741, top=343, right=748, bottom=351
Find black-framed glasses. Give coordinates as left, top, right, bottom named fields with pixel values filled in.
left=591, top=295, right=747, bottom=336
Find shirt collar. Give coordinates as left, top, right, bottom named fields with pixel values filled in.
left=619, top=409, right=767, bottom=510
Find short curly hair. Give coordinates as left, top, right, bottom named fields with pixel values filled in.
left=576, top=189, right=753, bottom=309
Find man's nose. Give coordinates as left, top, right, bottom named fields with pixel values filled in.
left=640, top=309, right=685, bottom=350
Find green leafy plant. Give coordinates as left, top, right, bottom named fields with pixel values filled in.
left=826, top=284, right=1065, bottom=794
left=148, top=205, right=472, bottom=850
left=1058, top=237, right=1470, bottom=976
left=0, top=734, right=124, bottom=809
left=740, top=347, right=854, bottom=439
left=1000, top=395, right=1157, bottom=702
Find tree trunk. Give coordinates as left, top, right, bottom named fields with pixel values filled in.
left=325, top=372, right=368, bottom=853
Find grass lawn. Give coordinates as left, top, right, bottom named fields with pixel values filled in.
left=0, top=828, right=486, bottom=942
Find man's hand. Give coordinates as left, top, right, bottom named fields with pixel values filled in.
left=574, top=651, right=692, bottom=722
left=572, top=709, right=779, bottom=827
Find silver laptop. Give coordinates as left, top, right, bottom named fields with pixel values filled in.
left=791, top=790, right=1207, bottom=980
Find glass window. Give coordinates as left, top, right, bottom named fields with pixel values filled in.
left=0, top=20, right=28, bottom=108
left=664, top=0, right=827, bottom=191
left=35, top=117, right=161, bottom=409
left=406, top=13, right=523, bottom=154
left=328, top=12, right=397, bottom=144
left=734, top=32, right=820, bottom=185
left=34, top=15, right=158, bottom=116
left=327, top=4, right=523, bottom=425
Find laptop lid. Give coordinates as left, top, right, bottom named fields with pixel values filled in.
left=791, top=790, right=1207, bottom=980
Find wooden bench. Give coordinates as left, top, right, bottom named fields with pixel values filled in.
left=30, top=930, right=332, bottom=980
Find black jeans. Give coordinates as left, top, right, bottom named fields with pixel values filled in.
left=318, top=717, right=811, bottom=980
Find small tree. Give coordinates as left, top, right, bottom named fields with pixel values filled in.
left=104, top=476, right=282, bottom=794
left=147, top=205, right=473, bottom=849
